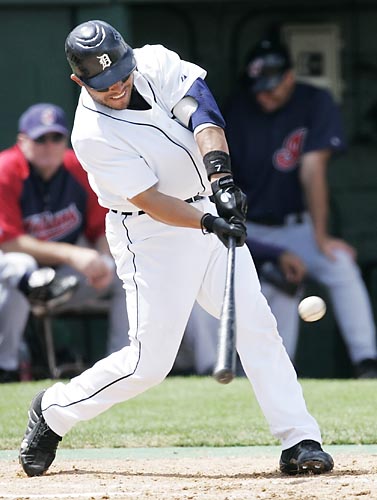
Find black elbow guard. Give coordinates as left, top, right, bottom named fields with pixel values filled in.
left=202, top=150, right=232, bottom=180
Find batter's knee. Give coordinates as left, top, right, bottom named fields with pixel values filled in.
left=139, top=366, right=171, bottom=386
left=133, top=356, right=174, bottom=387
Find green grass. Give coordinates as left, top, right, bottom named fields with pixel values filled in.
left=1, top=377, right=377, bottom=450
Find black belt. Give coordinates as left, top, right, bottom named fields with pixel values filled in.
left=111, top=195, right=204, bottom=216
left=250, top=212, right=306, bottom=226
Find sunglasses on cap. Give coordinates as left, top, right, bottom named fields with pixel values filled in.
left=34, top=133, right=66, bottom=144
left=94, top=74, right=132, bottom=93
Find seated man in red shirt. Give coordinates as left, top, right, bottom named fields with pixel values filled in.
left=0, top=103, right=129, bottom=381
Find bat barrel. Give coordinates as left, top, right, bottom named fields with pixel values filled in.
left=213, top=236, right=237, bottom=384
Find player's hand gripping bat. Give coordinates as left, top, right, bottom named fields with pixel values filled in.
left=213, top=235, right=236, bottom=384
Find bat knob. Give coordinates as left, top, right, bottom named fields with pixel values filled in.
left=213, top=368, right=235, bottom=384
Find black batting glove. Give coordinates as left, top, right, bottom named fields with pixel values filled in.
left=211, top=175, right=248, bottom=222
left=201, top=213, right=247, bottom=247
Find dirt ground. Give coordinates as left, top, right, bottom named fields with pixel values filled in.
left=2, top=453, right=377, bottom=500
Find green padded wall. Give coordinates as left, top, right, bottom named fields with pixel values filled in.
left=2, top=0, right=377, bottom=377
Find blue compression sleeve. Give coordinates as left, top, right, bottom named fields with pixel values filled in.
left=185, top=78, right=226, bottom=131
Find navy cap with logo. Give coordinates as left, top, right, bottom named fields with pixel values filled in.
left=18, top=103, right=69, bottom=140
left=245, top=39, right=292, bottom=93
left=65, top=20, right=136, bottom=91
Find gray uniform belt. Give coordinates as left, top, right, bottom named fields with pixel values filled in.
left=111, top=195, right=204, bottom=216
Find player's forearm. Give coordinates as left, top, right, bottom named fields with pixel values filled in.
left=305, top=179, right=328, bottom=233
left=129, top=188, right=203, bottom=229
left=0, top=234, right=78, bottom=267
left=300, top=153, right=330, bottom=242
left=132, top=189, right=246, bottom=248
left=195, top=126, right=229, bottom=157
left=195, top=127, right=230, bottom=181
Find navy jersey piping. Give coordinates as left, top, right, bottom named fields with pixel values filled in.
left=81, top=102, right=207, bottom=192
left=146, top=80, right=157, bottom=102
left=42, top=219, right=140, bottom=412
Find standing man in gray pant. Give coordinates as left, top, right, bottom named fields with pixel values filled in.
left=225, top=38, right=377, bottom=377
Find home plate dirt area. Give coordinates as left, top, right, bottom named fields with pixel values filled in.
left=2, top=450, right=377, bottom=500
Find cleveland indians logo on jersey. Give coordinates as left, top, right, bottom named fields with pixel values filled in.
left=273, top=128, right=307, bottom=172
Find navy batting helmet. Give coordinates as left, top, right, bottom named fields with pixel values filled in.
left=65, top=20, right=136, bottom=91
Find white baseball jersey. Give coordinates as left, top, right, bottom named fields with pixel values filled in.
left=42, top=45, right=322, bottom=453
left=72, top=44, right=211, bottom=212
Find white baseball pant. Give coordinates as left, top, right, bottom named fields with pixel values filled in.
left=42, top=198, right=321, bottom=450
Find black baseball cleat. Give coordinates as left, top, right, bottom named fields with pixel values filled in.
left=21, top=268, right=79, bottom=315
left=19, top=390, right=62, bottom=477
left=279, top=439, right=334, bottom=475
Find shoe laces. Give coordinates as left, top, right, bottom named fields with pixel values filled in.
left=31, top=419, right=61, bottom=451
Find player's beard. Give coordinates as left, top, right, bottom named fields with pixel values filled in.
left=88, top=81, right=134, bottom=111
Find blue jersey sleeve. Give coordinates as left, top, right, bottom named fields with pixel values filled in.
left=303, top=87, right=346, bottom=154
left=185, top=78, right=226, bottom=131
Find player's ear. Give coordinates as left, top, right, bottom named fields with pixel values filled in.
left=17, top=133, right=29, bottom=155
left=70, top=74, right=84, bottom=87
left=17, top=133, right=27, bottom=145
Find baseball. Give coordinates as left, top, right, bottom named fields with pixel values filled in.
left=298, top=296, right=326, bottom=322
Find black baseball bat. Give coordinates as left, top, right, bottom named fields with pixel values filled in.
left=213, top=235, right=237, bottom=384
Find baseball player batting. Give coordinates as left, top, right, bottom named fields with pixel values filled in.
left=19, top=20, right=333, bottom=477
